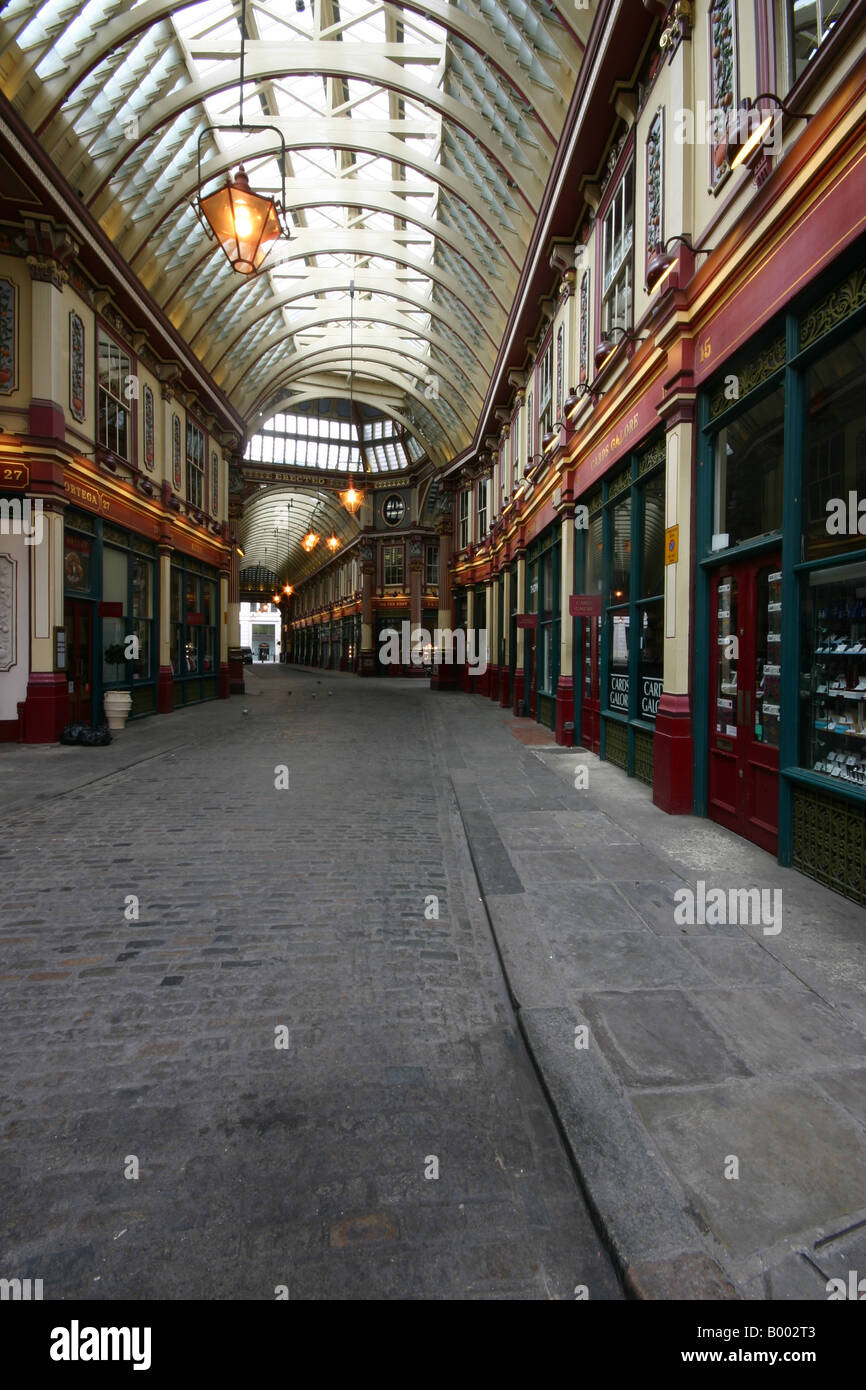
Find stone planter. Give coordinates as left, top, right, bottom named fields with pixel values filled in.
left=103, top=689, right=132, bottom=732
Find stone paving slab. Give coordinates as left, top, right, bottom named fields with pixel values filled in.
left=429, top=694, right=866, bottom=1299
left=0, top=667, right=621, bottom=1301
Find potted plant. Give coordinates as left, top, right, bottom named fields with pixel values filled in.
left=103, top=642, right=132, bottom=731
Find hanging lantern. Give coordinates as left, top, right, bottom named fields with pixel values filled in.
left=326, top=532, right=341, bottom=552
left=340, top=480, right=364, bottom=514
left=302, top=530, right=320, bottom=553
left=198, top=166, right=282, bottom=276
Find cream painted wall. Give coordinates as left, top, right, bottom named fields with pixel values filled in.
left=0, top=532, right=29, bottom=722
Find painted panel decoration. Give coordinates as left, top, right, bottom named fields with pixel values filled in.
left=69, top=311, right=85, bottom=421
left=710, top=0, right=735, bottom=188
left=211, top=450, right=218, bottom=513
left=143, top=385, right=155, bottom=471
left=0, top=278, right=16, bottom=394
left=0, top=553, right=17, bottom=671
left=645, top=110, right=663, bottom=262
left=172, top=413, right=182, bottom=490
left=579, top=273, right=589, bottom=384
left=556, top=325, right=563, bottom=420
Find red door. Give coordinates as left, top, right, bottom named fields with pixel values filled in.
left=580, top=615, right=601, bottom=754
left=708, top=556, right=781, bottom=854
left=65, top=599, right=93, bottom=726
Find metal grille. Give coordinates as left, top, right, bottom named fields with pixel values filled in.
left=131, top=687, right=156, bottom=717
left=793, top=785, right=866, bottom=907
left=709, top=335, right=786, bottom=418
left=604, top=718, right=628, bottom=771
left=633, top=727, right=654, bottom=786
left=800, top=263, right=866, bottom=350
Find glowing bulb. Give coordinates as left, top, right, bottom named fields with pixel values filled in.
left=234, top=202, right=253, bottom=240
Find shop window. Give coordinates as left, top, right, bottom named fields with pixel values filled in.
left=132, top=556, right=153, bottom=682
left=459, top=489, right=470, bottom=549
left=97, top=330, right=131, bottom=460
left=585, top=511, right=603, bottom=596
left=425, top=543, right=438, bottom=586
left=102, top=545, right=128, bottom=685
left=186, top=420, right=206, bottom=510
left=804, top=323, right=866, bottom=560
left=64, top=531, right=92, bottom=592
left=800, top=560, right=866, bottom=786
left=384, top=546, right=404, bottom=587
left=477, top=479, right=488, bottom=539
left=601, top=162, right=634, bottom=335
left=641, top=472, right=666, bottom=599
left=713, top=385, right=785, bottom=549
left=610, top=493, right=632, bottom=604
left=787, top=0, right=849, bottom=84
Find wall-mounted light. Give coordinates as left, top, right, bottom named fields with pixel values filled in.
left=235, top=545, right=245, bottom=557
left=646, top=234, right=713, bottom=294
left=565, top=383, right=606, bottom=418
left=593, top=327, right=648, bottom=374
left=727, top=93, right=814, bottom=172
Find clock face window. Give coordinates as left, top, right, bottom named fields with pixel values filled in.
left=383, top=494, right=405, bottom=526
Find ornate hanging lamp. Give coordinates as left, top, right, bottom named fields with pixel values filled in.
left=195, top=0, right=290, bottom=275
left=340, top=279, right=365, bottom=515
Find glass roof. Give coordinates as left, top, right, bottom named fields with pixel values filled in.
left=2, top=0, right=588, bottom=578
left=2, top=0, right=586, bottom=467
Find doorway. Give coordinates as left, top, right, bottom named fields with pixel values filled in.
left=65, top=599, right=93, bottom=725
left=580, top=614, right=601, bottom=754
left=708, top=554, right=782, bottom=854
left=526, top=627, right=537, bottom=718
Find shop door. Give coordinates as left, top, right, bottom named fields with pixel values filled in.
left=526, top=629, right=538, bottom=718
left=580, top=615, right=601, bottom=754
left=65, top=599, right=93, bottom=725
left=708, top=555, right=782, bottom=854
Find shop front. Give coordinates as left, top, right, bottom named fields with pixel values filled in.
left=169, top=553, right=220, bottom=705
left=525, top=525, right=561, bottom=731
left=64, top=509, right=159, bottom=723
left=574, top=434, right=665, bottom=783
left=695, top=244, right=866, bottom=903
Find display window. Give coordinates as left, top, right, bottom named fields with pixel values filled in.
left=170, top=556, right=220, bottom=702
left=800, top=562, right=866, bottom=785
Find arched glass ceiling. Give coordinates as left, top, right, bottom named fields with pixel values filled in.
left=1, top=0, right=587, bottom=467
left=245, top=396, right=412, bottom=472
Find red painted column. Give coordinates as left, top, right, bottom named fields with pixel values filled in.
left=653, top=693, right=694, bottom=813
left=555, top=675, right=575, bottom=746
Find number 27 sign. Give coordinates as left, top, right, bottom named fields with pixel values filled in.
left=1, top=463, right=29, bottom=488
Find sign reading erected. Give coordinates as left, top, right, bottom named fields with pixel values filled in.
left=665, top=525, right=679, bottom=565
left=516, top=613, right=538, bottom=629
left=569, top=594, right=602, bottom=618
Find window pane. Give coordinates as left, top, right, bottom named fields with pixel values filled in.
left=639, top=601, right=664, bottom=719
left=713, top=384, right=785, bottom=548
left=641, top=472, right=666, bottom=597
left=610, top=494, right=631, bottom=603
left=804, top=323, right=866, bottom=560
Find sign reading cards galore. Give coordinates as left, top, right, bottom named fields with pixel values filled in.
left=608, top=673, right=664, bottom=717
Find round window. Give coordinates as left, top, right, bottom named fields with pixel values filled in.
left=383, top=494, right=405, bottom=526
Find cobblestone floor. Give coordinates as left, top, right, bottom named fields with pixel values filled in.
left=0, top=666, right=621, bottom=1301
